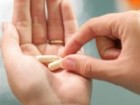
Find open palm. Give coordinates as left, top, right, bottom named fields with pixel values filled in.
left=1, top=0, right=91, bottom=104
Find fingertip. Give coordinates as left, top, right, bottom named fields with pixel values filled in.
left=60, top=56, right=76, bottom=71
left=102, top=49, right=121, bottom=60
left=58, top=47, right=65, bottom=57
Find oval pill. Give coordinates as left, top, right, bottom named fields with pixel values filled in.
left=36, top=55, right=59, bottom=63
left=48, top=59, right=63, bottom=71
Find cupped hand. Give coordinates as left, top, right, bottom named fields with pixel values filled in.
left=61, top=10, right=140, bottom=94
left=1, top=0, right=91, bottom=104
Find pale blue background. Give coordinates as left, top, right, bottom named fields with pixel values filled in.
left=0, top=0, right=140, bottom=105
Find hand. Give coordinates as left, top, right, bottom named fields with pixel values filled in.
left=1, top=0, right=91, bottom=104
left=61, top=10, right=140, bottom=94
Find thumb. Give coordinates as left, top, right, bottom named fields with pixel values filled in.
left=61, top=55, right=120, bottom=82
left=1, top=23, right=22, bottom=70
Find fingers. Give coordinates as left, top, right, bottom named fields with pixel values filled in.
left=96, top=37, right=121, bottom=60
left=31, top=0, right=47, bottom=45
left=62, top=13, right=121, bottom=56
left=61, top=0, right=78, bottom=42
left=61, top=55, right=121, bottom=82
left=1, top=23, right=23, bottom=69
left=12, top=0, right=32, bottom=44
left=47, top=0, right=64, bottom=42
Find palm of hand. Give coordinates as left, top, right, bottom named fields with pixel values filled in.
left=9, top=0, right=91, bottom=104
left=17, top=41, right=90, bottom=104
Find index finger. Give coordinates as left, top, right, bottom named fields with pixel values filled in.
left=61, top=0, right=78, bottom=43
left=62, top=13, right=122, bottom=56
left=12, top=0, right=31, bottom=44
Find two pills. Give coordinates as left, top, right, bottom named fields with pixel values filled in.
left=36, top=55, right=63, bottom=71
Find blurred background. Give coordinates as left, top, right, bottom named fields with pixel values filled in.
left=0, top=0, right=140, bottom=105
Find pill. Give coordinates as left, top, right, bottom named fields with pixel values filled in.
left=48, top=59, right=63, bottom=71
left=36, top=55, right=59, bottom=63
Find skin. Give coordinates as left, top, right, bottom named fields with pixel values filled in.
left=1, top=0, right=91, bottom=105
left=61, top=10, right=140, bottom=94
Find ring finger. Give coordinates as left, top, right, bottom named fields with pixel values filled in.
left=31, top=0, right=47, bottom=45
left=47, top=0, right=64, bottom=45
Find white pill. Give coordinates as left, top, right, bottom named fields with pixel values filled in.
left=36, top=55, right=59, bottom=63
left=48, top=59, right=63, bottom=71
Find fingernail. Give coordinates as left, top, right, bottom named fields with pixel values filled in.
left=61, top=58, right=76, bottom=70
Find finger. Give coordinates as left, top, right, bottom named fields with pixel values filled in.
left=61, top=0, right=78, bottom=43
left=61, top=55, right=121, bottom=83
left=31, top=0, right=47, bottom=45
left=62, top=13, right=122, bottom=57
left=47, top=0, right=64, bottom=43
left=96, top=37, right=121, bottom=60
left=1, top=23, right=23, bottom=70
left=12, top=0, right=31, bottom=44
left=0, top=23, right=3, bottom=48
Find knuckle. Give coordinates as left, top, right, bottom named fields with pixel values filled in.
left=13, top=20, right=31, bottom=28
left=118, top=10, right=140, bottom=38
left=81, top=58, right=110, bottom=80
left=32, top=16, right=45, bottom=24
left=80, top=58, right=94, bottom=78
left=91, top=65, right=102, bottom=79
left=124, top=10, right=139, bottom=25
left=72, top=38, right=83, bottom=48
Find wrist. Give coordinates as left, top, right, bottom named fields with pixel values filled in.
left=21, top=98, right=89, bottom=105
left=22, top=98, right=90, bottom=105
left=20, top=91, right=61, bottom=105
left=21, top=97, right=60, bottom=105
